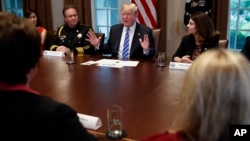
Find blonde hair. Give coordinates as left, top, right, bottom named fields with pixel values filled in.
left=121, top=3, right=138, bottom=15
left=172, top=49, right=250, bottom=141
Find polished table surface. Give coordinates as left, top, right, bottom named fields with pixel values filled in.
left=30, top=54, right=187, bottom=140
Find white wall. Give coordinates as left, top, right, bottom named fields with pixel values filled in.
left=166, top=0, right=187, bottom=59
left=51, top=0, right=64, bottom=30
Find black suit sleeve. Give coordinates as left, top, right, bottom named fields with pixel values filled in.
left=47, top=103, right=97, bottom=141
left=172, top=35, right=194, bottom=61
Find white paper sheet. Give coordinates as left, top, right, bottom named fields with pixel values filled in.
left=81, top=59, right=139, bottom=68
left=80, top=61, right=97, bottom=65
left=118, top=60, right=139, bottom=67
left=96, top=59, right=123, bottom=68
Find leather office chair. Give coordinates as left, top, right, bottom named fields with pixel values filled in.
left=219, top=39, right=229, bottom=48
left=152, top=29, right=161, bottom=58
left=44, top=30, right=56, bottom=50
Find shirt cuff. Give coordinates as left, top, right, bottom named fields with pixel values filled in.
left=143, top=48, right=150, bottom=55
left=95, top=43, right=100, bottom=50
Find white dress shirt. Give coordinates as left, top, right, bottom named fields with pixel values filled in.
left=118, top=22, right=136, bottom=59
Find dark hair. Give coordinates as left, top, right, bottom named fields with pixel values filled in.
left=190, top=11, right=218, bottom=42
left=62, top=5, right=78, bottom=17
left=23, top=9, right=42, bottom=26
left=0, top=12, right=41, bottom=84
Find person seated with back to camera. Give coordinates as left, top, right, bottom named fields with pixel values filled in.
left=0, top=12, right=97, bottom=141
left=142, top=48, right=250, bottom=141
left=172, top=11, right=220, bottom=63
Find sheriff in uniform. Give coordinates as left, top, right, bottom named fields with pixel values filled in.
left=50, top=5, right=101, bottom=55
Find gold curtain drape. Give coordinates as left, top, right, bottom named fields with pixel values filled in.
left=22, top=0, right=53, bottom=31
left=211, top=0, right=229, bottom=39
left=63, top=0, right=92, bottom=27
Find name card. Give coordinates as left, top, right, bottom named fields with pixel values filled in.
left=77, top=113, right=102, bottom=130
left=43, top=50, right=65, bottom=57
left=169, top=62, right=191, bottom=70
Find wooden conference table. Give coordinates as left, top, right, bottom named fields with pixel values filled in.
left=30, top=54, right=187, bottom=140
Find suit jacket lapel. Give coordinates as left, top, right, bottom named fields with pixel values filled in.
left=130, top=23, right=140, bottom=56
left=114, top=25, right=124, bottom=53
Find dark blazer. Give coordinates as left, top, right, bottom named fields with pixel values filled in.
left=103, top=22, right=155, bottom=59
left=241, top=36, right=250, bottom=61
left=172, top=33, right=219, bottom=61
left=0, top=90, right=97, bottom=141
left=50, top=22, right=99, bottom=55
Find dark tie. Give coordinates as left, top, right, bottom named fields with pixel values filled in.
left=122, top=28, right=129, bottom=59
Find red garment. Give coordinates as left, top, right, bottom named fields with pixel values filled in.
left=37, top=26, right=45, bottom=34
left=0, top=81, right=39, bottom=95
left=141, top=131, right=187, bottom=141
left=37, top=26, right=46, bottom=50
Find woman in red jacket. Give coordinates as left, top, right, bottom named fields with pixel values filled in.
left=24, top=9, right=47, bottom=50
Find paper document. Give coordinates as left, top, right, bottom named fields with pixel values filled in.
left=81, top=59, right=139, bottom=68
left=96, top=59, right=123, bottom=68
left=80, top=61, right=97, bottom=65
left=118, top=60, right=139, bottom=66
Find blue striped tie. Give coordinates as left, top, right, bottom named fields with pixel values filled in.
left=122, top=28, right=129, bottom=59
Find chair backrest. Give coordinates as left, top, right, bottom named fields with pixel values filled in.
left=95, top=32, right=105, bottom=49
left=44, top=30, right=56, bottom=50
left=219, top=39, right=228, bottom=48
left=152, top=29, right=161, bottom=57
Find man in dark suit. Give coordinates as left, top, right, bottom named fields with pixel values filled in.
left=0, top=12, right=96, bottom=141
left=103, top=3, right=155, bottom=60
left=241, top=36, right=250, bottom=61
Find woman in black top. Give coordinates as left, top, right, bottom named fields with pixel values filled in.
left=172, top=11, right=220, bottom=63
